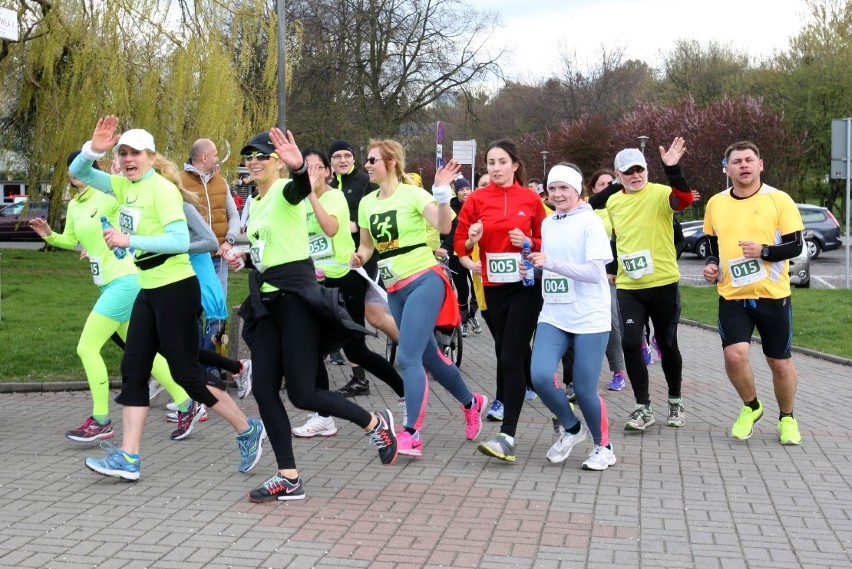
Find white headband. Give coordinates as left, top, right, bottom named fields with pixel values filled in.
left=547, top=165, right=583, bottom=194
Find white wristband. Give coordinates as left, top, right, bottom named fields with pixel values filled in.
left=432, top=184, right=452, bottom=205
left=81, top=141, right=106, bottom=161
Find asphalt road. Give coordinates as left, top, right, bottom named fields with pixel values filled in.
left=678, top=245, right=851, bottom=289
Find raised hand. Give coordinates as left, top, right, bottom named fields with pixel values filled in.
left=91, top=115, right=121, bottom=154
left=434, top=159, right=462, bottom=187
left=269, top=128, right=303, bottom=170
left=307, top=161, right=326, bottom=192
left=660, top=136, right=686, bottom=167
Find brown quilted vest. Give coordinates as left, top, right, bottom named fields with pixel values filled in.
left=179, top=170, right=229, bottom=244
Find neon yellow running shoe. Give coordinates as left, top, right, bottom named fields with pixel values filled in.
left=731, top=402, right=763, bottom=440
left=778, top=416, right=802, bottom=445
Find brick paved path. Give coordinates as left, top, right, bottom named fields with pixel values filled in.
left=0, top=324, right=850, bottom=568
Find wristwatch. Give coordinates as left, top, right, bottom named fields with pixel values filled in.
left=226, top=237, right=236, bottom=245
left=760, top=245, right=770, bottom=260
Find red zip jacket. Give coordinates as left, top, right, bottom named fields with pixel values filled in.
left=453, top=182, right=547, bottom=286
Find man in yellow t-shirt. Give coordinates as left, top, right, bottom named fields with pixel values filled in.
left=703, top=141, right=804, bottom=446
left=591, top=138, right=696, bottom=432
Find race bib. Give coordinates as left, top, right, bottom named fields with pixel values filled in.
left=727, top=256, right=766, bottom=287
left=542, top=270, right=575, bottom=304
left=249, top=239, right=266, bottom=272
left=308, top=234, right=333, bottom=260
left=621, top=249, right=654, bottom=279
left=377, top=258, right=401, bottom=287
left=486, top=252, right=522, bottom=283
left=118, top=207, right=142, bottom=235
left=89, top=256, right=103, bottom=286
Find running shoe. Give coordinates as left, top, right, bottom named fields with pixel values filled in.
left=582, top=444, right=617, bottom=471
left=148, top=378, right=165, bottom=402
left=461, top=323, right=469, bottom=337
left=292, top=413, right=337, bottom=438
left=525, top=388, right=537, bottom=401
left=564, top=383, right=577, bottom=402
left=328, top=350, right=346, bottom=365
left=367, top=409, right=398, bottom=465
left=731, top=402, right=764, bottom=440
left=606, top=371, right=626, bottom=392
left=469, top=316, right=483, bottom=334
left=236, top=418, right=266, bottom=473
left=234, top=359, right=253, bottom=400
left=85, top=442, right=140, bottom=481
left=486, top=400, right=504, bottom=422
left=477, top=433, right=516, bottom=462
left=170, top=401, right=204, bottom=440
left=65, top=417, right=114, bottom=443
left=641, top=340, right=654, bottom=366
left=625, top=404, right=656, bottom=431
left=778, top=416, right=802, bottom=445
left=546, top=422, right=589, bottom=464
left=462, top=393, right=487, bottom=440
left=337, top=376, right=369, bottom=397
left=666, top=398, right=685, bottom=427
left=248, top=473, right=305, bottom=502
left=397, top=431, right=423, bottom=457
left=166, top=404, right=209, bottom=423
left=651, top=335, right=663, bottom=361
left=398, top=397, right=408, bottom=429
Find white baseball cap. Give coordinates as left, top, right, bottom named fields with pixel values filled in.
left=614, top=148, right=647, bottom=173
left=116, top=129, right=156, bottom=153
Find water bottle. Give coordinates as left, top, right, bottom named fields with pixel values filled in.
left=100, top=216, right=128, bottom=259
left=521, top=241, right=535, bottom=287
left=315, top=267, right=326, bottom=283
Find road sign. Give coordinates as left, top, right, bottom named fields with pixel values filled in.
left=831, top=118, right=851, bottom=180
left=451, top=140, right=476, bottom=165
left=0, top=7, right=18, bottom=41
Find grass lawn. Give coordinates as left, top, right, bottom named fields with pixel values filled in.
left=0, top=249, right=849, bottom=383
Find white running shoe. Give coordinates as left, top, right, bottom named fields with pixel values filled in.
left=234, top=359, right=253, bottom=400
left=546, top=423, right=589, bottom=464
left=148, top=378, right=165, bottom=402
left=292, top=413, right=338, bottom=438
left=166, top=404, right=208, bottom=423
left=582, top=445, right=617, bottom=471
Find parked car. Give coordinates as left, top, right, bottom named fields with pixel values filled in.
left=789, top=233, right=811, bottom=288
left=797, top=204, right=842, bottom=259
left=0, top=201, right=65, bottom=241
left=683, top=204, right=842, bottom=261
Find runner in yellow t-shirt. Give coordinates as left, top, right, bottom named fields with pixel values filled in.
left=703, top=141, right=804, bottom=446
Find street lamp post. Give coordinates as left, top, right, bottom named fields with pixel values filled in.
left=637, top=135, right=650, bottom=157
left=540, top=150, right=550, bottom=179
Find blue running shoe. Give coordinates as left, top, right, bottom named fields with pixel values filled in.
left=85, top=442, right=140, bottom=481
left=641, top=340, right=654, bottom=366
left=486, top=400, right=504, bottom=422
left=525, top=388, right=537, bottom=401
left=237, top=418, right=266, bottom=473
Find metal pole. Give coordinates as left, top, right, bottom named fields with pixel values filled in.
left=540, top=150, right=549, bottom=179
left=276, top=0, right=287, bottom=130
left=638, top=135, right=649, bottom=157
left=845, top=118, right=851, bottom=289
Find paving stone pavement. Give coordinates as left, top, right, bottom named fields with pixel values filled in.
left=0, top=323, right=851, bottom=569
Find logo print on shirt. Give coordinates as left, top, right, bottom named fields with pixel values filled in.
left=90, top=208, right=98, bottom=218
left=369, top=211, right=399, bottom=253
left=517, top=211, right=526, bottom=216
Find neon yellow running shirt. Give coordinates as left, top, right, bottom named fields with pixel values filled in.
left=306, top=188, right=353, bottom=279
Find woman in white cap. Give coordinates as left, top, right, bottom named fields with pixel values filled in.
left=526, top=164, right=616, bottom=470
left=69, top=115, right=266, bottom=481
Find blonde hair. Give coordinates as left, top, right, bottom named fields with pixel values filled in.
left=150, top=151, right=200, bottom=208
left=368, top=139, right=415, bottom=185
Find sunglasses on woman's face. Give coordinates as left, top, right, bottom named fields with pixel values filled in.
left=621, top=166, right=645, bottom=175
left=242, top=152, right=278, bottom=162
left=365, top=156, right=384, bottom=165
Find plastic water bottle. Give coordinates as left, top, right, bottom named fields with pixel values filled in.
left=315, top=267, right=326, bottom=283
left=521, top=241, right=535, bottom=287
left=100, top=216, right=128, bottom=259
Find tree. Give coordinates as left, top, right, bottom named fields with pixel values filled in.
left=659, top=40, right=752, bottom=106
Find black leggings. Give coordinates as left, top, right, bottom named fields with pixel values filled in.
left=116, top=276, right=226, bottom=408
left=250, top=292, right=373, bottom=470
left=324, top=271, right=404, bottom=397
left=617, top=283, right=683, bottom=405
left=483, top=281, right=542, bottom=438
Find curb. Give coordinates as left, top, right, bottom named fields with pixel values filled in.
left=1, top=321, right=848, bottom=395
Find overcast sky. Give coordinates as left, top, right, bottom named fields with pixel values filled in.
left=468, top=0, right=809, bottom=80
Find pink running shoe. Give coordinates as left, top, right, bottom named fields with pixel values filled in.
left=462, top=393, right=488, bottom=441
left=397, top=431, right=423, bottom=457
